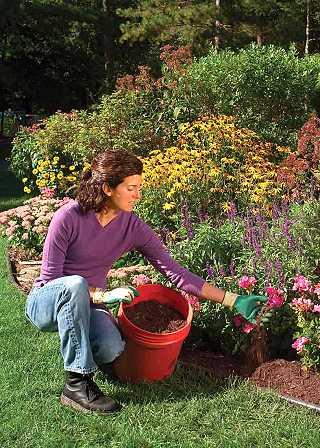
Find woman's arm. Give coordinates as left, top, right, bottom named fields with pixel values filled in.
left=134, top=218, right=266, bottom=321
left=134, top=220, right=207, bottom=297
left=199, top=282, right=225, bottom=304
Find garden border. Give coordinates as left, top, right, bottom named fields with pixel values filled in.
left=5, top=246, right=320, bottom=414
left=5, top=247, right=21, bottom=289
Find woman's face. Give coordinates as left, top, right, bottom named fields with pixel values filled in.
left=103, top=174, right=142, bottom=212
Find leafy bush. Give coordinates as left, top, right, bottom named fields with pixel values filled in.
left=162, top=199, right=320, bottom=358
left=277, top=114, right=320, bottom=200
left=180, top=45, right=320, bottom=146
left=290, top=275, right=320, bottom=370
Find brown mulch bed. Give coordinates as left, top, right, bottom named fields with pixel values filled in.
left=250, top=359, right=320, bottom=406
left=180, top=349, right=320, bottom=409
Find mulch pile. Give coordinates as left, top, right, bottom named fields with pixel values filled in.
left=250, top=359, right=320, bottom=406
left=124, top=300, right=186, bottom=333
left=180, top=349, right=320, bottom=407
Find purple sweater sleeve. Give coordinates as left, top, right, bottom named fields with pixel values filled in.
left=133, top=219, right=205, bottom=297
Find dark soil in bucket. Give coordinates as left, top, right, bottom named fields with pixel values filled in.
left=124, top=300, right=186, bottom=333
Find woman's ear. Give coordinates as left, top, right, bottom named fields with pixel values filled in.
left=102, top=182, right=112, bottom=197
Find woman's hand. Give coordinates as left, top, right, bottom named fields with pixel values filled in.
left=233, top=294, right=267, bottom=322
left=91, top=286, right=139, bottom=304
left=222, top=291, right=267, bottom=323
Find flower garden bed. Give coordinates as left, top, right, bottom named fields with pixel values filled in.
left=7, top=249, right=320, bottom=413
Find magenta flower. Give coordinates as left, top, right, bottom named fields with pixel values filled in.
left=314, top=283, right=320, bottom=296
left=292, top=275, right=312, bottom=293
left=265, top=287, right=285, bottom=308
left=238, top=275, right=257, bottom=290
left=232, top=315, right=255, bottom=333
left=312, top=305, right=320, bottom=313
left=233, top=314, right=245, bottom=328
left=242, top=322, right=256, bottom=334
left=292, top=337, right=310, bottom=353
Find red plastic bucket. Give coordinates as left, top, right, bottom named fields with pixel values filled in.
left=113, top=284, right=193, bottom=383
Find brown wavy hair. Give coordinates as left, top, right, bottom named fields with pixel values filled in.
left=76, top=149, right=143, bottom=212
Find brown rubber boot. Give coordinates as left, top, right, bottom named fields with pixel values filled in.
left=60, top=372, right=121, bottom=414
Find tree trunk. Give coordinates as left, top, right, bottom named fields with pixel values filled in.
left=102, top=0, right=113, bottom=74
left=256, top=32, right=263, bottom=47
left=305, top=0, right=310, bottom=55
left=214, top=0, right=220, bottom=53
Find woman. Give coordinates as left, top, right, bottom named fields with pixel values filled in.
left=25, top=149, right=266, bottom=415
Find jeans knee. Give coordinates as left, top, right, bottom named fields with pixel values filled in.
left=67, top=275, right=88, bottom=292
left=64, top=275, right=88, bottom=299
left=94, top=338, right=125, bottom=364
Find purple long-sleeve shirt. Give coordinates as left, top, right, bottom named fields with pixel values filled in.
left=35, top=200, right=205, bottom=296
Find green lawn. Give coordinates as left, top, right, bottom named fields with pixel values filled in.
left=1, top=237, right=320, bottom=447
left=0, top=163, right=28, bottom=211
left=1, top=176, right=320, bottom=447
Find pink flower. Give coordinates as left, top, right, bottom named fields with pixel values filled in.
left=180, top=291, right=201, bottom=312
left=292, top=275, right=311, bottom=293
left=132, top=274, right=151, bottom=286
left=291, top=298, right=314, bottom=313
left=0, top=215, right=8, bottom=225
left=312, top=305, right=320, bottom=313
left=5, top=227, right=15, bottom=237
left=242, top=322, right=256, bottom=334
left=265, top=287, right=285, bottom=308
left=238, top=275, right=257, bottom=290
left=313, top=283, right=320, bottom=296
left=292, top=337, right=310, bottom=353
left=41, top=187, right=56, bottom=198
left=233, top=314, right=245, bottom=328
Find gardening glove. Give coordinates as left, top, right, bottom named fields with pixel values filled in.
left=222, top=292, right=267, bottom=323
left=92, top=286, right=139, bottom=305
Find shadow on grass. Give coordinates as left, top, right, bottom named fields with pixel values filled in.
left=23, top=318, right=234, bottom=407
left=95, top=362, right=238, bottom=407
left=0, top=163, right=28, bottom=211
left=0, top=165, right=23, bottom=197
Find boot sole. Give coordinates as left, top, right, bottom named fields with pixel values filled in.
left=60, top=394, right=122, bottom=415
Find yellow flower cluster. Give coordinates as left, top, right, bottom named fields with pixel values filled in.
left=24, top=156, right=91, bottom=195
left=142, top=115, right=291, bottom=213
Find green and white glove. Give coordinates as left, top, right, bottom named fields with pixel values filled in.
left=92, top=286, right=139, bottom=305
left=222, top=292, right=267, bottom=323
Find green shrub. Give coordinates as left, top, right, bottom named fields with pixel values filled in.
left=179, top=45, right=320, bottom=145
left=162, top=200, right=320, bottom=357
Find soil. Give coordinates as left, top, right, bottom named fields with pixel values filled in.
left=250, top=359, right=320, bottom=405
left=124, top=300, right=186, bottom=333
left=180, top=349, right=320, bottom=407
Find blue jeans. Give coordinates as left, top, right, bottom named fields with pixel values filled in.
left=25, top=275, right=125, bottom=374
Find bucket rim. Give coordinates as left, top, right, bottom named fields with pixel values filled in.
left=118, top=283, right=193, bottom=336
